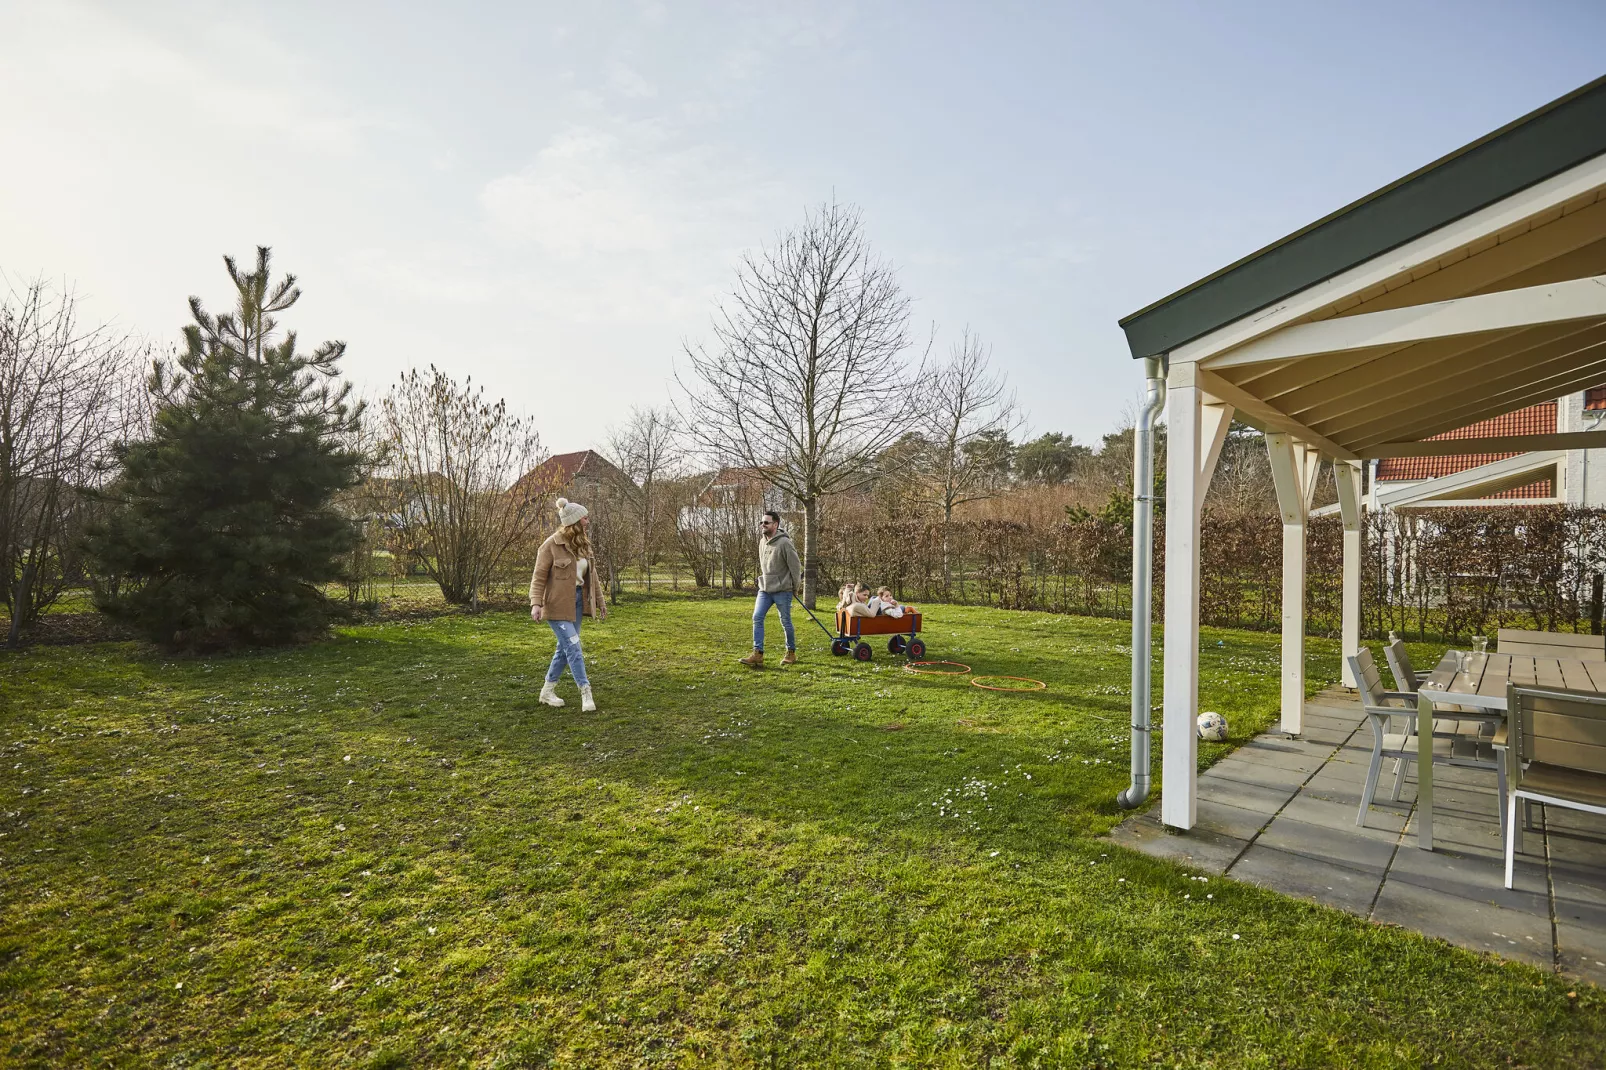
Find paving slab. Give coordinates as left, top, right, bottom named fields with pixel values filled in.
left=1279, top=793, right=1406, bottom=842
left=1195, top=776, right=1296, bottom=815
left=1106, top=815, right=1245, bottom=875
left=1555, top=900, right=1606, bottom=988
left=1544, top=806, right=1606, bottom=840
left=1435, top=766, right=1503, bottom=794
left=1203, top=758, right=1313, bottom=792
left=1402, top=810, right=1506, bottom=855
left=1301, top=772, right=1374, bottom=809
left=1281, top=725, right=1356, bottom=747
left=1278, top=706, right=1357, bottom=726
left=1242, top=736, right=1339, bottom=761
left=1226, top=742, right=1330, bottom=775
left=1424, top=786, right=1505, bottom=822
left=1229, top=843, right=1380, bottom=916
left=1256, top=814, right=1398, bottom=875
left=1371, top=879, right=1554, bottom=970
left=1385, top=838, right=1550, bottom=909
left=1191, top=798, right=1275, bottom=841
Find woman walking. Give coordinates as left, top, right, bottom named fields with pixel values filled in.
left=530, top=497, right=606, bottom=711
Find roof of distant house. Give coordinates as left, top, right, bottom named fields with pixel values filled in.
left=1377, top=401, right=1557, bottom=499
left=513, top=450, right=626, bottom=497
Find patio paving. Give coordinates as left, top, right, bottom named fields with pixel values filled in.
left=1108, top=686, right=1606, bottom=986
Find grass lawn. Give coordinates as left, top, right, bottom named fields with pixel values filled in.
left=1, top=598, right=1601, bottom=1068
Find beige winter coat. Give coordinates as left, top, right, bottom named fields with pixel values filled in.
left=529, top=531, right=605, bottom=622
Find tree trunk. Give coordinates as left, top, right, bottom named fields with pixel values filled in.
left=941, top=500, right=954, bottom=600
left=801, top=496, right=820, bottom=609
left=7, top=562, right=36, bottom=648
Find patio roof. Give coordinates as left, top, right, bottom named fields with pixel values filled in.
left=1130, top=75, right=1606, bottom=834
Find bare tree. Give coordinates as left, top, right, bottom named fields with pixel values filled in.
left=917, top=328, right=1020, bottom=520
left=379, top=366, right=548, bottom=606
left=678, top=201, right=924, bottom=607
left=0, top=280, right=144, bottom=644
left=606, top=406, right=683, bottom=591
left=904, top=328, right=1021, bottom=592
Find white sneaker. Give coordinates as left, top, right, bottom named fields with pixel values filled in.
left=580, top=686, right=596, bottom=713
left=538, top=682, right=565, bottom=707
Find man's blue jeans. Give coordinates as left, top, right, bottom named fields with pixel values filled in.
left=752, top=590, right=796, bottom=653
left=546, top=588, right=589, bottom=688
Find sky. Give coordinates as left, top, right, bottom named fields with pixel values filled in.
left=2, top=1, right=1603, bottom=457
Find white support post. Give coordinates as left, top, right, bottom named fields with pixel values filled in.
left=1335, top=460, right=1364, bottom=688
left=1267, top=434, right=1320, bottom=734
left=1162, top=367, right=1203, bottom=830
left=1160, top=365, right=1233, bottom=831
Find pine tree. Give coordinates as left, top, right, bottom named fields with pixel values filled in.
left=88, top=247, right=366, bottom=650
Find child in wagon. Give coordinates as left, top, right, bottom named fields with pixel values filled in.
left=870, top=586, right=912, bottom=618
left=837, top=582, right=876, bottom=617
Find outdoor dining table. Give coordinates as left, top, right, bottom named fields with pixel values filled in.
left=1414, top=650, right=1606, bottom=849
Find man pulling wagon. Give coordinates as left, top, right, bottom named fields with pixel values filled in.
left=739, top=510, right=802, bottom=668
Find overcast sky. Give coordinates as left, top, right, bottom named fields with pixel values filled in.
left=3, top=1, right=1603, bottom=455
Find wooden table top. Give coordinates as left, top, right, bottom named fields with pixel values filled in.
left=1418, top=650, right=1606, bottom=710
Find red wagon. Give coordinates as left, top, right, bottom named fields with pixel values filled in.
left=831, top=610, right=926, bottom=662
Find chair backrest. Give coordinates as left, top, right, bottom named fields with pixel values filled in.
left=1346, top=647, right=1390, bottom=709
left=1497, top=627, right=1606, bottom=663
left=1384, top=639, right=1418, bottom=692
left=1508, top=683, right=1606, bottom=774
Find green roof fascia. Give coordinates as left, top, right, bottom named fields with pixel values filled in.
left=1119, top=74, right=1606, bottom=359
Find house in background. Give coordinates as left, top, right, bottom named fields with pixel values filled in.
left=676, top=466, right=795, bottom=533
left=512, top=450, right=629, bottom=506
left=1363, top=388, right=1606, bottom=511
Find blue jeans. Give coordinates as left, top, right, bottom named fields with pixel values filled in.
left=752, top=590, right=795, bottom=653
left=546, top=588, right=589, bottom=689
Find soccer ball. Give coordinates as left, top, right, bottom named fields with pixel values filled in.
left=1197, top=711, right=1228, bottom=742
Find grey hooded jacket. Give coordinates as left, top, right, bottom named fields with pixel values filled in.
left=757, top=530, right=803, bottom=594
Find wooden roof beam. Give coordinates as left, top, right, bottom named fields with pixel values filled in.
left=1298, top=321, right=1606, bottom=433
left=1202, top=273, right=1606, bottom=372
left=1345, top=347, right=1606, bottom=450
left=1191, top=367, right=1357, bottom=460
left=1361, top=434, right=1606, bottom=459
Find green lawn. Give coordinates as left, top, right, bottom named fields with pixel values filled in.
left=1, top=599, right=1600, bottom=1068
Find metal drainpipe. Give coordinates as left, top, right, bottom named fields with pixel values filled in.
left=1118, top=355, right=1168, bottom=809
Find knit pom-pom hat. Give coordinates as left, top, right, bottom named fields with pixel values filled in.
left=556, top=497, right=589, bottom=527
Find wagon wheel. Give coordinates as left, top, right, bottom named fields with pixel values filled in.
left=907, top=638, right=927, bottom=659
left=831, top=638, right=851, bottom=657
left=888, top=635, right=907, bottom=654
left=853, top=641, right=873, bottom=662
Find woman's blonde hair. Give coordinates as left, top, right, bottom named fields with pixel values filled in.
left=559, top=520, right=591, bottom=559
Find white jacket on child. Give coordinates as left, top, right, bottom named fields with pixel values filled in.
left=869, top=598, right=904, bottom=618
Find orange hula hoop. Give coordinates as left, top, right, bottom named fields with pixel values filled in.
left=904, top=661, right=971, bottom=675
left=970, top=675, right=1046, bottom=692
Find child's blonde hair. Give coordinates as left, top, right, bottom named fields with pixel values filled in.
left=876, top=586, right=894, bottom=600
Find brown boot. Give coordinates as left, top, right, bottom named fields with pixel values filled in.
left=780, top=649, right=798, bottom=665
left=739, top=649, right=764, bottom=668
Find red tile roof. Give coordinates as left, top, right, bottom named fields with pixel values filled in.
left=1376, top=402, right=1557, bottom=493
left=512, top=450, right=624, bottom=498
left=1586, top=386, right=1606, bottom=411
